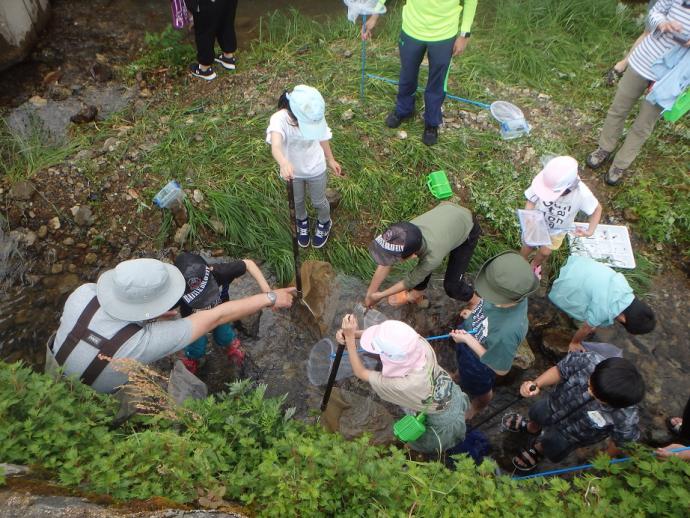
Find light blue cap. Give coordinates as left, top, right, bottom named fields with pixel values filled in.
left=287, top=85, right=328, bottom=140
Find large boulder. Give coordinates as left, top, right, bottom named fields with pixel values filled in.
left=0, top=0, right=50, bottom=72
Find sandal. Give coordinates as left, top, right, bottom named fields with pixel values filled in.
left=666, top=416, right=683, bottom=436
left=388, top=290, right=428, bottom=308
left=512, top=446, right=542, bottom=472
left=532, top=265, right=542, bottom=280
left=501, top=413, right=538, bottom=434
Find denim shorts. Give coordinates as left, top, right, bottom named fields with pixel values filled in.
left=456, top=344, right=496, bottom=397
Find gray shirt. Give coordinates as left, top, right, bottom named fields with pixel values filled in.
left=53, top=283, right=193, bottom=393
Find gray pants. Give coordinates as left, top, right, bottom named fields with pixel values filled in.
left=293, top=172, right=330, bottom=223
left=598, top=67, right=662, bottom=170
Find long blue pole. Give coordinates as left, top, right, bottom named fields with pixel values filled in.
left=360, top=15, right=367, bottom=102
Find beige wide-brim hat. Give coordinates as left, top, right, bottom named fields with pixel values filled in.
left=96, top=258, right=186, bottom=321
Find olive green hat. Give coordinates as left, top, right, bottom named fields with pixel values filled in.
left=474, top=251, right=538, bottom=305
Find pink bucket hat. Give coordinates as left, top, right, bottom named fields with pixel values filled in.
left=530, top=156, right=579, bottom=202
left=359, top=320, right=427, bottom=378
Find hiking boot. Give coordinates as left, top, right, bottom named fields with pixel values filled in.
left=605, top=165, right=627, bottom=186
left=422, top=125, right=438, bottom=146
left=226, top=338, right=245, bottom=366
left=312, top=220, right=332, bottom=248
left=214, top=54, right=236, bottom=70
left=189, top=63, right=217, bottom=81
left=180, top=357, right=200, bottom=375
left=385, top=111, right=412, bottom=128
left=586, top=148, right=611, bottom=169
left=297, top=218, right=310, bottom=247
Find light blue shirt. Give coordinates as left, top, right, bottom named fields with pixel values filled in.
left=647, top=46, right=690, bottom=111
left=548, top=256, right=634, bottom=327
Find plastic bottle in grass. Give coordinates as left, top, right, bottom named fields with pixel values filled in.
left=153, top=180, right=187, bottom=226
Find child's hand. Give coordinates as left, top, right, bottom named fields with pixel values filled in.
left=450, top=329, right=471, bottom=344
left=520, top=381, right=540, bottom=398
left=328, top=159, right=343, bottom=177
left=568, top=341, right=586, bottom=353
left=341, top=314, right=358, bottom=339
left=575, top=227, right=593, bottom=237
left=279, top=161, right=294, bottom=180
left=335, top=329, right=346, bottom=346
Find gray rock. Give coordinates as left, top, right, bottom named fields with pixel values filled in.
left=84, top=252, right=98, bottom=265
left=48, top=84, right=71, bottom=101
left=325, top=188, right=341, bottom=211
left=102, top=137, right=118, bottom=153
left=71, top=205, right=95, bottom=226
left=37, top=225, right=48, bottom=238
left=174, top=223, right=191, bottom=245
left=8, top=181, right=35, bottom=201
left=512, top=339, right=535, bottom=370
left=48, top=216, right=60, bottom=230
left=70, top=104, right=98, bottom=124
left=0, top=463, right=30, bottom=477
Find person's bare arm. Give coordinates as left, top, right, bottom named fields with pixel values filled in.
left=365, top=264, right=392, bottom=307
left=341, top=314, right=369, bottom=382
left=576, top=203, right=602, bottom=237
left=520, top=365, right=562, bottom=397
left=524, top=200, right=536, bottom=210
left=570, top=322, right=596, bottom=352
left=242, top=259, right=271, bottom=293
left=319, top=140, right=343, bottom=176
left=187, top=288, right=295, bottom=341
left=270, top=132, right=294, bottom=180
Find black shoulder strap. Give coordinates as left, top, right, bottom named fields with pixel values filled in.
left=54, top=296, right=101, bottom=365
left=80, top=323, right=142, bottom=386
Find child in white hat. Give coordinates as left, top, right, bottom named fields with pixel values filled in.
left=266, top=85, right=343, bottom=249
left=519, top=156, right=602, bottom=278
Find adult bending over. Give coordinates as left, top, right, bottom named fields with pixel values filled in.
left=49, top=258, right=294, bottom=393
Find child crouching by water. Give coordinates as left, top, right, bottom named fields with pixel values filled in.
left=266, top=85, right=343, bottom=249
left=338, top=315, right=469, bottom=456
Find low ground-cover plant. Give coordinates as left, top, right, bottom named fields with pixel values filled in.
left=1, top=362, right=689, bottom=516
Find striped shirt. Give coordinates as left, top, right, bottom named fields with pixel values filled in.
left=629, top=0, right=690, bottom=81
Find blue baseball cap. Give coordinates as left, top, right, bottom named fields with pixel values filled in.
left=287, top=85, right=328, bottom=140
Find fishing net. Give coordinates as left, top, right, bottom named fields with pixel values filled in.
left=343, top=0, right=386, bottom=22
left=307, top=303, right=388, bottom=386
left=489, top=101, right=531, bottom=140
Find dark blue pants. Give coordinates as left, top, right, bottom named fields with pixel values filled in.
left=396, top=31, right=455, bottom=128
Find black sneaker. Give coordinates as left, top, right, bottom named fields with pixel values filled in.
left=297, top=218, right=310, bottom=248
left=312, top=220, right=331, bottom=249
left=189, top=63, right=216, bottom=81
left=385, top=111, right=412, bottom=128
left=214, top=54, right=236, bottom=70
left=422, top=125, right=438, bottom=146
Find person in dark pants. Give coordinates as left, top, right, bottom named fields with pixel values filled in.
left=362, top=0, right=479, bottom=145
left=365, top=202, right=481, bottom=308
left=185, top=0, right=238, bottom=80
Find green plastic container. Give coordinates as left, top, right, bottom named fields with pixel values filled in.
left=664, top=89, right=690, bottom=122
left=393, top=413, right=427, bottom=442
left=427, top=170, right=453, bottom=200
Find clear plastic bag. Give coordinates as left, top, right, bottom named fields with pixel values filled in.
left=343, top=0, right=386, bottom=22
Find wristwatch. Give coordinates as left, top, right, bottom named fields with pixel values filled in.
left=459, top=32, right=471, bottom=38
left=265, top=291, right=277, bottom=307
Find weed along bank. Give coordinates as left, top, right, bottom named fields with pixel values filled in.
left=1, top=0, right=689, bottom=516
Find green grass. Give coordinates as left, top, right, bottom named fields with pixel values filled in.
left=106, top=0, right=686, bottom=286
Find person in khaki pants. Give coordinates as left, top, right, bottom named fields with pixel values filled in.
left=587, top=0, right=690, bottom=185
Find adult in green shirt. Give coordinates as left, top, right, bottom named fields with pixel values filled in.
left=450, top=251, right=538, bottom=419
left=365, top=202, right=481, bottom=308
left=362, top=0, right=479, bottom=145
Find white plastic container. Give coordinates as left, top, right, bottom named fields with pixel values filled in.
left=153, top=180, right=184, bottom=208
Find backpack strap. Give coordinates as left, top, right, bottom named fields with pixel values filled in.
left=80, top=322, right=142, bottom=386
left=54, top=296, right=101, bottom=365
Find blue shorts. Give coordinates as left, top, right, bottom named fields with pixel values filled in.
left=456, top=344, right=496, bottom=397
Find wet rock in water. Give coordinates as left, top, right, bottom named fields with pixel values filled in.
left=48, top=216, right=60, bottom=230
left=48, top=84, right=71, bottom=101
left=90, top=61, right=113, bottom=82
left=70, top=104, right=98, bottom=123
left=540, top=326, right=572, bottom=361
left=41, top=273, right=80, bottom=294
left=84, top=252, right=98, bottom=265
left=8, top=181, right=35, bottom=201
left=322, top=388, right=396, bottom=446
left=301, top=261, right=339, bottom=337
left=70, top=205, right=94, bottom=226
left=512, top=339, right=535, bottom=370
left=174, top=223, right=191, bottom=245
left=325, top=188, right=341, bottom=211
left=50, top=262, right=64, bottom=274
left=527, top=295, right=560, bottom=330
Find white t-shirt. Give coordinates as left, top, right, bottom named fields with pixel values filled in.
left=265, top=109, right=332, bottom=179
left=53, top=284, right=193, bottom=393
left=524, top=182, right=599, bottom=235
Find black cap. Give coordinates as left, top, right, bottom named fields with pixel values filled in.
left=173, top=253, right=220, bottom=309
left=368, top=222, right=423, bottom=266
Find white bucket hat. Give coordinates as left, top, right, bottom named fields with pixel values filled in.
left=96, top=258, right=186, bottom=321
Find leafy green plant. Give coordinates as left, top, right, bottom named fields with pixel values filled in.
left=2, top=362, right=689, bottom=516
left=126, top=26, right=195, bottom=77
